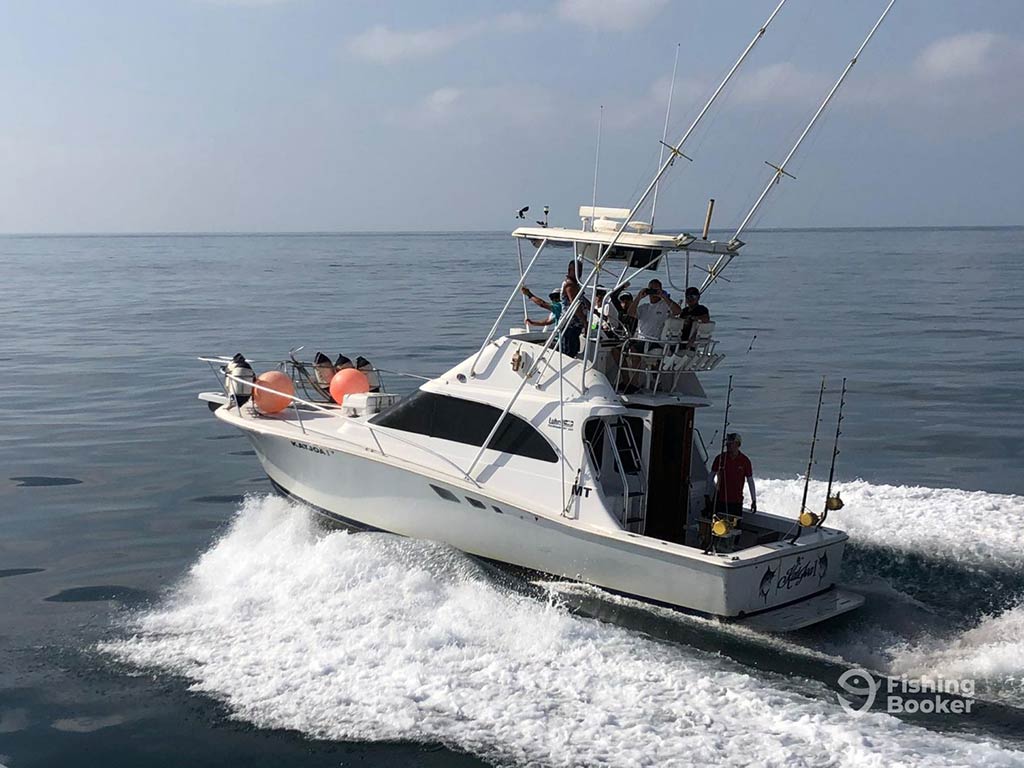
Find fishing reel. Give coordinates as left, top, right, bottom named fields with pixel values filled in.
left=711, top=515, right=735, bottom=538
left=799, top=510, right=821, bottom=527
left=825, top=492, right=844, bottom=511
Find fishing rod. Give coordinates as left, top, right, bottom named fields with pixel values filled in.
left=791, top=377, right=826, bottom=543
left=820, top=377, right=847, bottom=527
left=705, top=376, right=734, bottom=552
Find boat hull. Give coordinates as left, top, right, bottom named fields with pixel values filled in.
left=245, top=428, right=858, bottom=628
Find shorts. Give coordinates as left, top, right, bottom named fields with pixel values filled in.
left=560, top=320, right=583, bottom=358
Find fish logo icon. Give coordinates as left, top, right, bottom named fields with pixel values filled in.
left=817, top=551, right=829, bottom=584
left=759, top=566, right=776, bottom=603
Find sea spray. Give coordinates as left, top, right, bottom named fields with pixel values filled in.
left=757, top=477, right=1024, bottom=569
left=103, top=495, right=1024, bottom=767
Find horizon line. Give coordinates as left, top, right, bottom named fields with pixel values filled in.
left=1, top=224, right=1022, bottom=238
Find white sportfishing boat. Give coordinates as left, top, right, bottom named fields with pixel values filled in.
left=198, top=1, right=896, bottom=631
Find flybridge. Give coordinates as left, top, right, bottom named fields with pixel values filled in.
left=511, top=227, right=739, bottom=253
left=512, top=205, right=740, bottom=273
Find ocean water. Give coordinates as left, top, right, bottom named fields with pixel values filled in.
left=1, top=228, right=1023, bottom=767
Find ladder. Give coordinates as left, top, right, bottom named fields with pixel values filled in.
left=607, top=417, right=647, bottom=532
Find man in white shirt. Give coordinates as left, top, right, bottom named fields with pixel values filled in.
left=628, top=279, right=682, bottom=340
left=621, top=279, right=682, bottom=392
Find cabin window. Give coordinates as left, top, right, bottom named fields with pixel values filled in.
left=583, top=416, right=643, bottom=477
left=373, top=391, right=557, bottom=463
left=429, top=484, right=460, bottom=502
left=583, top=419, right=606, bottom=475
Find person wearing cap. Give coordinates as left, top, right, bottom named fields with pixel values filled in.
left=711, top=432, right=756, bottom=517
left=589, top=286, right=623, bottom=337
left=521, top=286, right=562, bottom=330
left=678, top=286, right=711, bottom=342
left=609, top=282, right=637, bottom=336
left=619, top=278, right=682, bottom=391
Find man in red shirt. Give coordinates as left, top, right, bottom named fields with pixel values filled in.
left=711, top=432, right=757, bottom=517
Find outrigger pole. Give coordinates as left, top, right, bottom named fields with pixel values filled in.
left=466, top=1, right=789, bottom=476
left=576, top=0, right=788, bottom=383
left=588, top=0, right=788, bottom=274
left=701, top=0, right=897, bottom=291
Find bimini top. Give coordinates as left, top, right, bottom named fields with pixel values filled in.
left=512, top=205, right=742, bottom=263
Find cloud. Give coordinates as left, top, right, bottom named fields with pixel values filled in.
left=422, top=87, right=463, bottom=119
left=556, top=0, right=668, bottom=31
left=845, top=31, right=1024, bottom=134
left=405, top=84, right=558, bottom=132
left=914, top=31, right=1024, bottom=81
left=730, top=62, right=831, bottom=107
left=347, top=13, right=533, bottom=64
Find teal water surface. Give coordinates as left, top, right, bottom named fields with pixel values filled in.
left=1, top=228, right=1022, bottom=767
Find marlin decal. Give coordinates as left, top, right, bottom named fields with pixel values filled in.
left=759, top=566, right=776, bottom=603
left=817, top=551, right=829, bottom=584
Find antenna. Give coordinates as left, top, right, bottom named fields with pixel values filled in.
left=821, top=377, right=847, bottom=525
left=650, top=43, right=681, bottom=229
left=590, top=106, right=603, bottom=231
left=701, top=0, right=897, bottom=290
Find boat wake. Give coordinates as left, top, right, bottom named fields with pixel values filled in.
left=757, top=478, right=1024, bottom=571
left=103, top=492, right=1024, bottom=766
left=757, top=478, right=1024, bottom=708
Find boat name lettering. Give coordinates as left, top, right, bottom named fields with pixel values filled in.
left=548, top=417, right=575, bottom=431
left=776, top=556, right=820, bottom=591
left=289, top=440, right=334, bottom=456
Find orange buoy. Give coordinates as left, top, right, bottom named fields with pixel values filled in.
left=329, top=368, right=370, bottom=405
left=253, top=370, right=295, bottom=414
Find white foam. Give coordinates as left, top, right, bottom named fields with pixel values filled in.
left=757, top=477, right=1024, bottom=568
left=888, top=603, right=1024, bottom=708
left=104, top=496, right=1024, bottom=767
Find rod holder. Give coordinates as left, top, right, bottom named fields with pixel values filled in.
left=702, top=198, right=716, bottom=240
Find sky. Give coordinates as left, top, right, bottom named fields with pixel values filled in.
left=1, top=0, right=1022, bottom=233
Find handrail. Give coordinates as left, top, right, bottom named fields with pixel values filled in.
left=470, top=238, right=548, bottom=377
left=198, top=356, right=431, bottom=383
left=211, top=366, right=481, bottom=487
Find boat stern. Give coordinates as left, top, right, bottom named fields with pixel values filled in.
left=719, top=527, right=860, bottom=630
